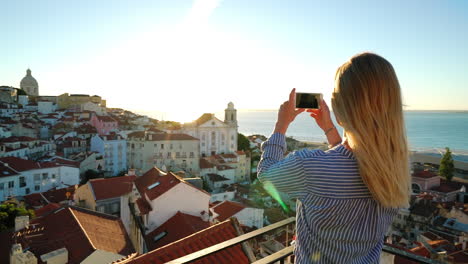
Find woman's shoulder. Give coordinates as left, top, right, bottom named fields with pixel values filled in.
left=291, top=144, right=355, bottom=161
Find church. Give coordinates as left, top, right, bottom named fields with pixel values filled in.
left=20, top=69, right=39, bottom=96
left=178, top=102, right=238, bottom=156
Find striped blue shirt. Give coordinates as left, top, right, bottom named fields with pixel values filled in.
left=257, top=133, right=398, bottom=264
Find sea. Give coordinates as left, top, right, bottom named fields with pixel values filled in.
left=235, top=110, right=468, bottom=162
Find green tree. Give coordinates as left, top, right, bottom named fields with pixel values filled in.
left=81, top=169, right=103, bottom=184
left=439, top=147, right=455, bottom=182
left=237, top=133, right=250, bottom=152
left=0, top=202, right=35, bottom=232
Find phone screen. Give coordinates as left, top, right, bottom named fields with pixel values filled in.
left=296, top=93, right=321, bottom=109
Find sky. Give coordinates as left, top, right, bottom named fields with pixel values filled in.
left=1, top=0, right=467, bottom=122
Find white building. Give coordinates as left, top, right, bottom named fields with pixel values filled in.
left=37, top=101, right=56, bottom=114
left=131, top=167, right=210, bottom=233
left=127, top=130, right=200, bottom=175
left=178, top=102, right=238, bottom=156
left=0, top=156, right=79, bottom=201
left=0, top=136, right=55, bottom=159
left=91, top=134, right=127, bottom=176
left=211, top=200, right=264, bottom=228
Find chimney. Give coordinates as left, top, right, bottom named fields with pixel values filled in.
left=127, top=169, right=136, bottom=176
left=200, top=210, right=209, bottom=222
left=10, top=244, right=37, bottom=264
left=148, top=134, right=152, bottom=141
left=40, top=248, right=68, bottom=264
left=15, top=215, right=29, bottom=231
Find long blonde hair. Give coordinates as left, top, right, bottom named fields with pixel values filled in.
left=332, top=52, right=410, bottom=208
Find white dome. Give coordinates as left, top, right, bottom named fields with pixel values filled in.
left=227, top=102, right=234, bottom=109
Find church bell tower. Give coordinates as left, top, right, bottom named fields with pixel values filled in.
left=224, top=102, right=237, bottom=126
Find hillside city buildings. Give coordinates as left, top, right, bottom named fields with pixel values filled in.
left=1, top=69, right=467, bottom=263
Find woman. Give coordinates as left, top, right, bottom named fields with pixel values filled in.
left=257, top=52, right=410, bottom=263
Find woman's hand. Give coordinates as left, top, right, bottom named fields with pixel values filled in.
left=307, top=99, right=334, bottom=132
left=274, top=88, right=305, bottom=135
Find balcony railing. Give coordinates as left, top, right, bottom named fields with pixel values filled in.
left=166, top=217, right=444, bottom=264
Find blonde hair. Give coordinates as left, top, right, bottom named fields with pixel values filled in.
left=332, top=52, right=410, bottom=208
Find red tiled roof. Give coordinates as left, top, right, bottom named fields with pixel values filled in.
left=145, top=211, right=210, bottom=251
left=236, top=150, right=246, bottom=155
left=126, top=218, right=249, bottom=264
left=134, top=168, right=181, bottom=201
left=207, top=173, right=230, bottom=182
left=212, top=201, right=246, bottom=222
left=34, top=203, right=61, bottom=217
left=413, top=170, right=438, bottom=179
left=216, top=165, right=235, bottom=171
left=220, top=153, right=237, bottom=159
left=432, top=179, right=467, bottom=193
left=136, top=197, right=152, bottom=215
left=128, top=132, right=198, bottom=141
left=134, top=167, right=210, bottom=202
left=24, top=186, right=77, bottom=207
left=200, top=158, right=215, bottom=169
left=0, top=156, right=40, bottom=171
left=96, top=115, right=117, bottom=122
left=0, top=136, right=37, bottom=143
left=13, top=206, right=135, bottom=264
left=89, top=175, right=136, bottom=201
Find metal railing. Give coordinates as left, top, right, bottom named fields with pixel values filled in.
left=166, top=217, right=444, bottom=264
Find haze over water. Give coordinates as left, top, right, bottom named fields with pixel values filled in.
left=234, top=110, right=468, bottom=153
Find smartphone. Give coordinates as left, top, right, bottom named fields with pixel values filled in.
left=295, top=93, right=322, bottom=109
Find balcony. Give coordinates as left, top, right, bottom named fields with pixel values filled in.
left=164, top=217, right=443, bottom=264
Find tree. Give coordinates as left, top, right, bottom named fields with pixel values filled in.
left=81, top=169, right=103, bottom=184
left=237, top=133, right=250, bottom=152
left=0, top=201, right=35, bottom=232
left=439, top=147, right=455, bottom=182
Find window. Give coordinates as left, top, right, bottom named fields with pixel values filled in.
left=161, top=144, right=164, bottom=149
left=176, top=152, right=180, bottom=158
left=9, top=181, right=14, bottom=188
left=25, top=188, right=30, bottom=194
left=170, top=144, right=173, bottom=150
left=0, top=183, right=4, bottom=190
left=167, top=152, right=171, bottom=158
left=34, top=185, right=40, bottom=191
left=154, top=143, right=157, bottom=148
left=19, top=177, right=26, bottom=188
left=34, top=174, right=40, bottom=182
left=190, top=152, right=194, bottom=158
left=97, top=206, right=105, bottom=213
left=211, top=132, right=216, bottom=141
left=111, top=202, right=119, bottom=213
left=42, top=173, right=48, bottom=180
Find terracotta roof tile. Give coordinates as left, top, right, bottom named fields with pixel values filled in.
left=89, top=175, right=136, bottom=201
left=24, top=186, right=77, bottom=207
left=136, top=197, right=152, bottom=215
left=126, top=219, right=249, bottom=264
left=12, top=206, right=134, bottom=264
left=34, top=203, right=61, bottom=217
left=134, top=168, right=182, bottom=201
left=200, top=158, right=215, bottom=169
left=413, top=170, right=438, bottom=179
left=96, top=115, right=117, bottom=122
left=0, top=136, right=37, bottom=143
left=431, top=179, right=467, bottom=193
left=145, top=211, right=210, bottom=251
left=212, top=201, right=246, bottom=222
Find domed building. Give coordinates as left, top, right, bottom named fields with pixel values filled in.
left=20, top=69, right=39, bottom=96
